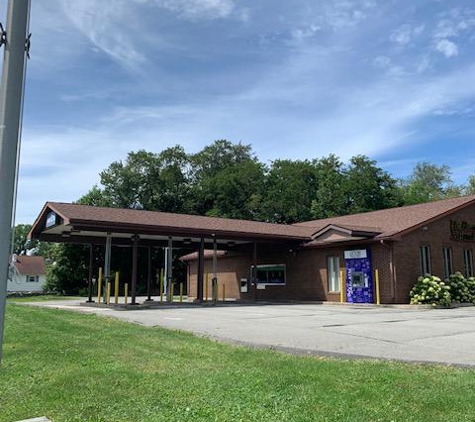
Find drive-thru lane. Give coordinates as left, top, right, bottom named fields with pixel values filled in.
left=22, top=299, right=475, bottom=366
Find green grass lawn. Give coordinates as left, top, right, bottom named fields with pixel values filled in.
left=1, top=304, right=475, bottom=422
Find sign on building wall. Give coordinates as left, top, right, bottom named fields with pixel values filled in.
left=344, top=249, right=367, bottom=260
left=450, top=220, right=475, bottom=241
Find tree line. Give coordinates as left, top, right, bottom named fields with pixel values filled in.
left=14, top=140, right=475, bottom=294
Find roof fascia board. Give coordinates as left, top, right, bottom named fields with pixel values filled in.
left=391, top=198, right=475, bottom=239
left=68, top=221, right=310, bottom=242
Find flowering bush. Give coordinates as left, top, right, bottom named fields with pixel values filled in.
left=409, top=275, right=451, bottom=306
left=447, top=272, right=473, bottom=303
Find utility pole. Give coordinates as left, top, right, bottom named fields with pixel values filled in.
left=0, top=0, right=32, bottom=364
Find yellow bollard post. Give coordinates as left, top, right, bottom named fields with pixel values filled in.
left=97, top=267, right=103, bottom=305
left=375, top=269, right=380, bottom=306
left=124, top=283, right=128, bottom=305
left=340, top=269, right=344, bottom=303
left=214, top=283, right=218, bottom=305
left=170, top=282, right=175, bottom=304
left=205, top=271, right=209, bottom=301
left=222, top=284, right=225, bottom=302
left=180, top=283, right=183, bottom=304
left=106, top=282, right=111, bottom=305
left=114, top=272, right=119, bottom=305
left=160, top=268, right=164, bottom=304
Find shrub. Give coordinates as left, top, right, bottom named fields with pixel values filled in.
left=446, top=272, right=474, bottom=303
left=409, top=274, right=451, bottom=307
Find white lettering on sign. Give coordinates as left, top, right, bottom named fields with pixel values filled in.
left=344, top=249, right=367, bottom=260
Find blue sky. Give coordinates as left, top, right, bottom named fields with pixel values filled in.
left=2, top=0, right=475, bottom=223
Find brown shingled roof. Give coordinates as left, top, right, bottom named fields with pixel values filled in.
left=295, top=195, right=475, bottom=239
left=14, top=256, right=45, bottom=276
left=36, top=202, right=312, bottom=241
left=30, top=195, right=475, bottom=246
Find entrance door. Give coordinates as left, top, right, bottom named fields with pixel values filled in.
left=345, top=249, right=373, bottom=303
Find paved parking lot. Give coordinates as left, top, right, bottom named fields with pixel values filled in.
left=25, top=299, right=475, bottom=366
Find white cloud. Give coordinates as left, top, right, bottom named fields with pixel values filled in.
left=373, top=55, right=391, bottom=69
left=389, top=24, right=424, bottom=45
left=291, top=24, right=321, bottom=43
left=62, top=0, right=148, bottom=70
left=435, top=39, right=459, bottom=57
left=322, top=0, right=375, bottom=30
left=152, top=0, right=235, bottom=20
left=434, top=9, right=475, bottom=40
left=60, top=0, right=239, bottom=71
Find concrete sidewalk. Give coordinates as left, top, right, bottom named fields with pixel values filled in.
left=22, top=299, right=475, bottom=366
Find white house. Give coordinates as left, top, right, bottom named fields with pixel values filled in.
left=7, top=255, right=46, bottom=292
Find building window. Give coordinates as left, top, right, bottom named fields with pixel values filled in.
left=443, top=248, right=453, bottom=279
left=327, top=256, right=340, bottom=292
left=26, top=275, right=39, bottom=283
left=251, top=265, right=285, bottom=285
left=420, top=246, right=431, bottom=275
left=464, top=249, right=474, bottom=278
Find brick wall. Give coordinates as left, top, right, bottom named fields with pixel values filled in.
left=393, top=205, right=475, bottom=303
left=187, top=243, right=395, bottom=303
left=186, top=203, right=475, bottom=304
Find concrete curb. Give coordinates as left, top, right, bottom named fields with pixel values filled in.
left=14, top=417, right=51, bottom=422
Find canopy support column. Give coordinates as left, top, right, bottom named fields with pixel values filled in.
left=145, top=246, right=152, bottom=302
left=212, top=237, right=218, bottom=302
left=166, top=237, right=173, bottom=301
left=196, top=238, right=205, bottom=302
left=86, top=244, right=94, bottom=303
left=131, top=234, right=139, bottom=305
left=103, top=233, right=112, bottom=304
left=253, top=242, right=258, bottom=301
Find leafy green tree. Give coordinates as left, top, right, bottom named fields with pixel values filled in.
left=343, top=155, right=401, bottom=214
left=44, top=243, right=89, bottom=294
left=99, top=146, right=190, bottom=212
left=262, top=159, right=317, bottom=224
left=464, top=175, right=475, bottom=195
left=189, top=140, right=256, bottom=215
left=13, top=224, right=34, bottom=255
left=311, top=155, right=347, bottom=219
left=76, top=185, right=111, bottom=207
left=400, top=162, right=461, bottom=205
left=205, top=160, right=266, bottom=220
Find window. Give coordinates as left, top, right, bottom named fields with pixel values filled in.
left=443, top=248, right=453, bottom=279
left=420, top=246, right=431, bottom=275
left=26, top=275, right=39, bottom=283
left=464, top=249, right=474, bottom=278
left=251, top=265, right=285, bottom=285
left=327, top=256, right=340, bottom=292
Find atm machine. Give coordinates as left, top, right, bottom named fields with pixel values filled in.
left=344, top=249, right=373, bottom=304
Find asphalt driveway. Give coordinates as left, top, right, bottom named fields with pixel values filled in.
left=23, top=299, right=475, bottom=366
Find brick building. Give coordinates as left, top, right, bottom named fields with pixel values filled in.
left=183, top=195, right=475, bottom=304
left=30, top=195, right=475, bottom=305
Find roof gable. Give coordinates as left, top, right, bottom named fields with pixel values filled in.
left=295, top=195, right=475, bottom=240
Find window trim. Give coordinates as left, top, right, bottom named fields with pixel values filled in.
left=464, top=249, right=474, bottom=278
left=442, top=247, right=453, bottom=279
left=420, top=245, right=431, bottom=276
left=26, top=275, right=39, bottom=283
left=250, top=264, right=286, bottom=286
left=327, top=256, right=341, bottom=293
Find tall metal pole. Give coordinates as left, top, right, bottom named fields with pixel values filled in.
left=0, top=0, right=32, bottom=364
